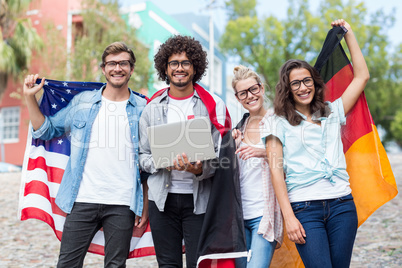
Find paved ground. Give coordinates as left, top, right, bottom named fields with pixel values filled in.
left=0, top=154, right=401, bottom=267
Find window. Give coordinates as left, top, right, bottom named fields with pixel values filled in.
left=0, top=107, right=20, bottom=143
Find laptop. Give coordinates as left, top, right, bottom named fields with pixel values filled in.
left=147, top=117, right=217, bottom=169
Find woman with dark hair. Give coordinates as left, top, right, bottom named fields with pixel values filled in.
left=231, top=65, right=283, bottom=267
left=264, top=19, right=369, bottom=267
left=274, top=59, right=330, bottom=126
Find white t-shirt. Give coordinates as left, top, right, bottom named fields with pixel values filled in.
left=238, top=141, right=265, bottom=220
left=76, top=97, right=134, bottom=205
left=167, top=92, right=195, bottom=194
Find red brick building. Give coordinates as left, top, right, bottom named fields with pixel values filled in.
left=0, top=0, right=82, bottom=165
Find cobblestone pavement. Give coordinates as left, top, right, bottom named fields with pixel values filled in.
left=0, top=154, right=401, bottom=267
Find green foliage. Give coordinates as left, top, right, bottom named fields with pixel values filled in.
left=221, top=0, right=402, bottom=145
left=225, top=0, right=257, bottom=20
left=43, top=0, right=152, bottom=92
left=390, top=109, right=402, bottom=146
left=0, top=0, right=43, bottom=98
left=40, top=22, right=69, bottom=81
left=384, top=44, right=402, bottom=144
left=68, top=0, right=151, bottom=91
left=221, top=0, right=326, bottom=94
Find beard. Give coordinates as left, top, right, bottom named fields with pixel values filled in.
left=168, top=72, right=194, bottom=88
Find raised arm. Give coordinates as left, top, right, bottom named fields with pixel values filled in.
left=332, top=19, right=370, bottom=115
left=266, top=135, right=306, bottom=244
left=23, top=74, right=46, bottom=130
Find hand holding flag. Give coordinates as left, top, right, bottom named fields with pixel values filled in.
left=271, top=22, right=397, bottom=268
left=18, top=78, right=155, bottom=258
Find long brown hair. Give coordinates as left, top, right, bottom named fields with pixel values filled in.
left=274, top=59, right=329, bottom=126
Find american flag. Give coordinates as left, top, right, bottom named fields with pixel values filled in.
left=18, top=79, right=155, bottom=258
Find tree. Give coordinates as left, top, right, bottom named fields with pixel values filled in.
left=69, top=0, right=151, bottom=91
left=221, top=0, right=325, bottom=98
left=388, top=44, right=402, bottom=144
left=221, top=0, right=402, bottom=144
left=0, top=0, right=43, bottom=100
left=41, top=0, right=152, bottom=92
left=391, top=109, right=402, bottom=147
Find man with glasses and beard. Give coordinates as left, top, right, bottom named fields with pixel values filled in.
left=23, top=42, right=148, bottom=267
left=139, top=35, right=230, bottom=268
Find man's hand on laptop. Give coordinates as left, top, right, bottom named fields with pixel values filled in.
left=168, top=153, right=203, bottom=175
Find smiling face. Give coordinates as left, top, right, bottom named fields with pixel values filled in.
left=289, top=68, right=315, bottom=113
left=166, top=52, right=195, bottom=96
left=102, top=52, right=134, bottom=89
left=235, top=77, right=265, bottom=115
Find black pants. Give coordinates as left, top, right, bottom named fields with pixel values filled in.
left=57, top=202, right=135, bottom=268
left=148, top=194, right=205, bottom=268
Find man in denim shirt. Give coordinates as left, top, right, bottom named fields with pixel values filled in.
left=23, top=42, right=148, bottom=267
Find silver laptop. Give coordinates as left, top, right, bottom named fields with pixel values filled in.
left=147, top=117, right=217, bottom=169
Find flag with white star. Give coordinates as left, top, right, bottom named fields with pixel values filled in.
left=19, top=79, right=155, bottom=259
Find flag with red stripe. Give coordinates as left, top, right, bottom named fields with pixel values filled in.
left=315, top=26, right=398, bottom=226
left=196, top=129, right=248, bottom=268
left=270, top=25, right=398, bottom=268
left=148, top=84, right=245, bottom=267
left=147, top=83, right=232, bottom=138
left=18, top=79, right=155, bottom=258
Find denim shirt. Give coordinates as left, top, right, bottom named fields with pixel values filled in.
left=32, top=86, right=147, bottom=215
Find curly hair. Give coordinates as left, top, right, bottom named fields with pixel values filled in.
left=154, top=35, right=208, bottom=84
left=100, top=42, right=136, bottom=68
left=274, top=59, right=329, bottom=126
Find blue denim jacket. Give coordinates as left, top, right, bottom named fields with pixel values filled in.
left=32, top=86, right=147, bottom=215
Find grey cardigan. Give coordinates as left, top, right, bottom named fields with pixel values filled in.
left=139, top=89, right=226, bottom=214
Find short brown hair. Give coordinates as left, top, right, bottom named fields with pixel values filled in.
left=100, top=42, right=136, bottom=68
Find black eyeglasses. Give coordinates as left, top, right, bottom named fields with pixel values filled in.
left=168, top=60, right=192, bottom=70
left=235, top=83, right=261, bottom=100
left=290, top=77, right=314, bottom=91
left=104, top=60, right=131, bottom=69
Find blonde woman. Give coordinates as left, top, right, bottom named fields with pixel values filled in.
left=232, top=66, right=283, bottom=267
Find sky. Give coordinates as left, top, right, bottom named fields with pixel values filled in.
left=119, top=0, right=402, bottom=47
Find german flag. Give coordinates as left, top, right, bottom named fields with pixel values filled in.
left=315, top=26, right=398, bottom=227
left=270, top=26, right=398, bottom=268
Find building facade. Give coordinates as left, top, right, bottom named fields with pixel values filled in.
left=0, top=0, right=236, bottom=166
left=120, top=1, right=228, bottom=103
left=0, top=0, right=83, bottom=166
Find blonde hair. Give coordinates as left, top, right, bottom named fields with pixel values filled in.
left=231, top=65, right=263, bottom=91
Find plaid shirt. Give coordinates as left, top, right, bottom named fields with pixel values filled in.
left=237, top=111, right=284, bottom=247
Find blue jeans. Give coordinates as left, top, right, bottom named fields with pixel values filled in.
left=291, top=194, right=358, bottom=268
left=236, top=216, right=277, bottom=268
left=57, top=202, right=135, bottom=268
left=148, top=194, right=205, bottom=268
